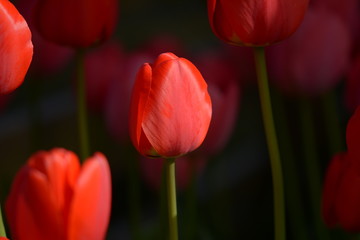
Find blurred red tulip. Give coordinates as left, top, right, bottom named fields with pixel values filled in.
left=345, top=55, right=360, bottom=112
left=311, top=0, right=360, bottom=53
left=0, top=0, right=33, bottom=94
left=193, top=50, right=240, bottom=155
left=0, top=238, right=9, bottom=240
left=267, top=7, right=351, bottom=97
left=84, top=42, right=125, bottom=112
left=6, top=148, right=111, bottom=240
left=33, top=0, right=118, bottom=48
left=129, top=52, right=212, bottom=158
left=207, top=0, right=309, bottom=46
left=16, top=0, right=73, bottom=76
left=322, top=107, right=360, bottom=232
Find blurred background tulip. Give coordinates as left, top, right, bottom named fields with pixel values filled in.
left=0, top=0, right=33, bottom=95
left=322, top=107, right=360, bottom=232
left=266, top=7, right=351, bottom=97
left=207, top=0, right=309, bottom=46
left=33, top=0, right=118, bottom=48
left=5, top=148, right=111, bottom=240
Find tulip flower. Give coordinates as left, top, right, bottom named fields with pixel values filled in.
left=129, top=52, right=212, bottom=158
left=5, top=148, right=111, bottom=240
left=322, top=107, right=360, bottom=232
left=207, top=0, right=309, bottom=46
left=0, top=238, right=9, bottom=240
left=0, top=0, right=33, bottom=94
left=267, top=7, right=351, bottom=97
left=33, top=0, right=118, bottom=48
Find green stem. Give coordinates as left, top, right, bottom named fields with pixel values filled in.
left=298, top=98, right=330, bottom=240
left=165, top=158, right=178, bottom=240
left=253, top=47, right=285, bottom=240
left=272, top=92, right=309, bottom=240
left=76, top=49, right=90, bottom=160
left=0, top=204, right=6, bottom=237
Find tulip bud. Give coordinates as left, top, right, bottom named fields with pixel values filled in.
left=0, top=0, right=33, bottom=94
left=129, top=52, right=212, bottom=158
left=207, top=0, right=309, bottom=46
left=5, top=148, right=111, bottom=240
left=33, top=0, right=118, bottom=48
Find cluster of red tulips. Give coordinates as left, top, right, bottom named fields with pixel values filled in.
left=0, top=0, right=359, bottom=239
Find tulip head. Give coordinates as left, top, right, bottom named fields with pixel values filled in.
left=207, top=0, right=309, bottom=46
left=5, top=148, right=111, bottom=240
left=34, top=0, right=118, bottom=48
left=129, top=52, right=212, bottom=158
left=0, top=0, right=33, bottom=94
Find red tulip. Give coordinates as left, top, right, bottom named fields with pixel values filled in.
left=5, top=148, right=111, bottom=240
left=266, top=7, right=351, bottom=96
left=0, top=0, right=33, bottom=94
left=322, top=107, right=360, bottom=232
left=129, top=52, right=212, bottom=158
left=33, top=0, right=118, bottom=48
left=207, top=0, right=309, bottom=46
left=0, top=238, right=9, bottom=240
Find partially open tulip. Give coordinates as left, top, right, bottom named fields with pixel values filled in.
left=0, top=0, right=33, bottom=94
left=129, top=52, right=212, bottom=158
left=267, top=7, right=351, bottom=97
left=33, top=0, right=118, bottom=48
left=207, top=0, right=309, bottom=46
left=5, top=148, right=111, bottom=240
left=322, top=107, right=360, bottom=232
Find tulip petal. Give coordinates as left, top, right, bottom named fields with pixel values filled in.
left=0, top=0, right=33, bottom=94
left=5, top=167, right=46, bottom=240
left=129, top=63, right=155, bottom=156
left=68, top=153, right=111, bottom=240
left=142, top=56, right=212, bottom=157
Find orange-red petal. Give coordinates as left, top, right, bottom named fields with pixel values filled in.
left=67, top=153, right=111, bottom=240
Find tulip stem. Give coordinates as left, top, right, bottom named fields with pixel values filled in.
left=76, top=49, right=90, bottom=160
left=0, top=204, right=6, bottom=237
left=253, top=47, right=285, bottom=240
left=165, top=158, right=178, bottom=240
